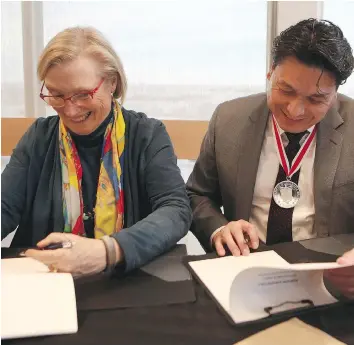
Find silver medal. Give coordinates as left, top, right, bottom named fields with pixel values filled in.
left=273, top=180, right=300, bottom=208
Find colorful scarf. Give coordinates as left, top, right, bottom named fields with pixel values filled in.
left=59, top=100, right=125, bottom=239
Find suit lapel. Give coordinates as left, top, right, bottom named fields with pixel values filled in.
left=235, top=97, right=269, bottom=221
left=314, top=106, right=343, bottom=237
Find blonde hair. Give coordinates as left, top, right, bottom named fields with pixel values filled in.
left=37, top=27, right=127, bottom=103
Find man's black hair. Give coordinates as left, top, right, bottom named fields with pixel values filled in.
left=272, top=18, right=354, bottom=88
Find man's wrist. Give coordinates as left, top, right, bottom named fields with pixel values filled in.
left=210, top=225, right=226, bottom=247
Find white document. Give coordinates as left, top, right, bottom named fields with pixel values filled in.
left=2, top=257, right=50, bottom=274
left=189, top=250, right=352, bottom=324
left=1, top=258, right=78, bottom=339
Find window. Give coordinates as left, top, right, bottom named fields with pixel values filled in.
left=43, top=1, right=268, bottom=120
left=1, top=1, right=25, bottom=117
left=323, top=1, right=354, bottom=97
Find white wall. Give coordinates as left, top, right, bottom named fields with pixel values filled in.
left=276, top=1, right=322, bottom=34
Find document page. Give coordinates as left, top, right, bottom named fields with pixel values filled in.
left=2, top=257, right=50, bottom=274
left=230, top=265, right=338, bottom=323
left=189, top=250, right=350, bottom=324
left=189, top=251, right=290, bottom=315
left=1, top=258, right=78, bottom=339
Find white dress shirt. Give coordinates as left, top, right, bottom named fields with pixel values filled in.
left=249, top=116, right=317, bottom=243
left=211, top=115, right=317, bottom=244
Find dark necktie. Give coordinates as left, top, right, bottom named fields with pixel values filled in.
left=266, top=131, right=308, bottom=245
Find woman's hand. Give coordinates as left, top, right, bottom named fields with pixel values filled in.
left=25, top=233, right=107, bottom=278
left=324, top=248, right=354, bottom=299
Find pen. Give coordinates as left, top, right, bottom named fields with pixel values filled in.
left=41, top=241, right=73, bottom=250
left=18, top=241, right=74, bottom=256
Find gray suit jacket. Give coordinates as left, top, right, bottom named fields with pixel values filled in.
left=186, top=92, right=354, bottom=251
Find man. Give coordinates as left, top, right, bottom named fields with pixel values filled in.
left=186, top=18, right=354, bottom=298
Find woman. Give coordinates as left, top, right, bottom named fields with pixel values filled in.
left=1, top=27, right=191, bottom=277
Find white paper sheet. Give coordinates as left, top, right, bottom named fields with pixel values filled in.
left=189, top=250, right=350, bottom=324
left=1, top=258, right=78, bottom=339
left=2, top=257, right=50, bottom=274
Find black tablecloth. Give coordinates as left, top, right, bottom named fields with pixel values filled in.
left=3, top=283, right=354, bottom=345
left=2, top=239, right=354, bottom=345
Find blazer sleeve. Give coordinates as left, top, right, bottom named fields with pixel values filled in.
left=112, top=122, right=192, bottom=272
left=1, top=122, right=36, bottom=239
left=186, top=105, right=228, bottom=251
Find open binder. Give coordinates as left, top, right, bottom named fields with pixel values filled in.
left=187, top=250, right=353, bottom=326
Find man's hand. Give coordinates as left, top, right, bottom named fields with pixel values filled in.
left=212, top=220, right=259, bottom=257
left=324, top=248, right=354, bottom=299
left=25, top=233, right=112, bottom=278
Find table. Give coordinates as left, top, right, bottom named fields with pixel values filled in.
left=3, top=236, right=354, bottom=345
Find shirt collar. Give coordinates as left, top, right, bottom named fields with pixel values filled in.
left=271, top=113, right=315, bottom=136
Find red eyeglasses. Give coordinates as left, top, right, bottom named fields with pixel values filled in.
left=39, top=79, right=105, bottom=107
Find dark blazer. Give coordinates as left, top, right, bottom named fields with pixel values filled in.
left=1, top=108, right=192, bottom=272
left=186, top=93, right=354, bottom=251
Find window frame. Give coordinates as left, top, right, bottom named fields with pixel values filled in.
left=16, top=1, right=325, bottom=118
